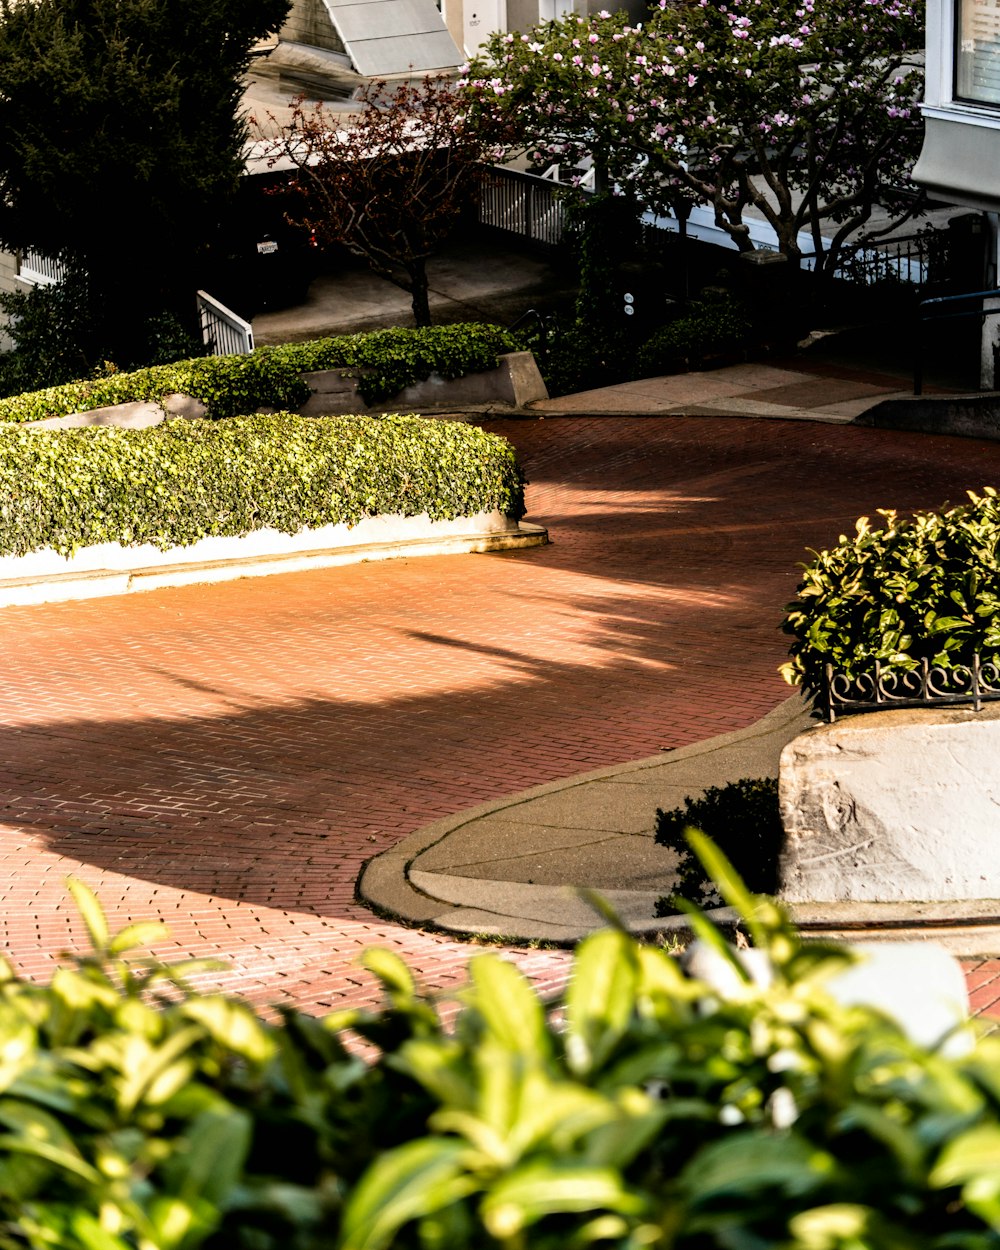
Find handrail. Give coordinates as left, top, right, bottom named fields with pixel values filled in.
left=196, top=290, right=254, bottom=356
left=507, top=307, right=555, bottom=359
left=914, top=286, right=1000, bottom=395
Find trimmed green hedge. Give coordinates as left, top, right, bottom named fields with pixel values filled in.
left=654, top=778, right=782, bottom=913
left=781, top=487, right=1000, bottom=696
left=2, top=847, right=1000, bottom=1250
left=0, top=413, right=526, bottom=557
left=0, top=323, right=521, bottom=424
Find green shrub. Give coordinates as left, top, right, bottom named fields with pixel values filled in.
left=507, top=311, right=644, bottom=398
left=0, top=323, right=520, bottom=424
left=0, top=269, right=207, bottom=399
left=4, top=839, right=1000, bottom=1250
left=0, top=413, right=525, bottom=557
left=781, top=487, right=1000, bottom=697
left=654, top=778, right=782, bottom=913
left=634, top=294, right=753, bottom=376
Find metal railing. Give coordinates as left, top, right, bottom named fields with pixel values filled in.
left=801, top=229, right=951, bottom=288
left=478, top=167, right=575, bottom=248
left=914, top=286, right=1000, bottom=394
left=196, top=290, right=254, bottom=356
left=824, top=656, right=1000, bottom=721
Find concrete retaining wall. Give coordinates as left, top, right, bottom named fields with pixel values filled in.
left=856, top=394, right=1000, bottom=441
left=778, top=703, right=1000, bottom=902
left=0, top=510, right=547, bottom=607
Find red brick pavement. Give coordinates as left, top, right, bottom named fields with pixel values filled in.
left=3, top=415, right=1000, bottom=1019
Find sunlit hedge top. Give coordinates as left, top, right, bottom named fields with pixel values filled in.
left=0, top=412, right=526, bottom=556
left=0, top=323, right=521, bottom=423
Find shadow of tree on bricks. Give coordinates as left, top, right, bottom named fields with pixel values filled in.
left=2, top=413, right=1000, bottom=994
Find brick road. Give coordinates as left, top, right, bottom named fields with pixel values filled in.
left=2, top=415, right=1000, bottom=1020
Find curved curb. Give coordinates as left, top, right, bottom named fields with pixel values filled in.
left=359, top=691, right=1000, bottom=956
left=653, top=902, right=1000, bottom=958
left=0, top=520, right=548, bottom=608
left=357, top=695, right=812, bottom=942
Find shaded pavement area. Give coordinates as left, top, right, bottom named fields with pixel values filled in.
left=4, top=414, right=1000, bottom=1019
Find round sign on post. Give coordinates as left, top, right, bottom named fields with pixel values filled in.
left=624, top=292, right=634, bottom=317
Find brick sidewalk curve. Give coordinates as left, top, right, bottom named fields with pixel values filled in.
left=2, top=415, right=1000, bottom=1020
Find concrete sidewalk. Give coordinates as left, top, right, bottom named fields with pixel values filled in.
left=359, top=696, right=812, bottom=940
left=527, top=359, right=916, bottom=424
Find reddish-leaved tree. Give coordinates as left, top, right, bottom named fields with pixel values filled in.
left=264, top=76, right=508, bottom=326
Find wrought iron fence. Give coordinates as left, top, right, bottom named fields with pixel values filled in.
left=803, top=227, right=952, bottom=288
left=196, top=290, right=254, bottom=356
left=823, top=655, right=1000, bottom=721
left=477, top=167, right=574, bottom=248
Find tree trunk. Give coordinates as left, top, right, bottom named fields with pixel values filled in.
left=408, top=261, right=432, bottom=327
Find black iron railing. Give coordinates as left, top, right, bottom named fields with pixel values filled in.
left=914, top=287, right=1000, bottom=395
left=823, top=655, right=1000, bottom=721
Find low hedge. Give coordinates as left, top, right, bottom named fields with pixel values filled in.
left=781, top=487, right=1000, bottom=697
left=0, top=413, right=525, bottom=557
left=0, top=323, right=521, bottom=424
left=635, top=294, right=753, bottom=376
left=3, top=843, right=1000, bottom=1250
left=654, top=778, right=782, bottom=913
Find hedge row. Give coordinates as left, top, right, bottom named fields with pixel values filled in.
left=781, top=486, right=1000, bottom=695
left=0, top=413, right=526, bottom=557
left=3, top=848, right=1000, bottom=1250
left=0, top=323, right=521, bottom=424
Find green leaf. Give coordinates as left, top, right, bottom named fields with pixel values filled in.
left=117, top=1025, right=205, bottom=1113
left=66, top=877, right=109, bottom=954
left=0, top=1132, right=102, bottom=1185
left=108, top=921, right=169, bottom=955
left=480, top=1162, right=644, bottom=1237
left=467, top=955, right=551, bottom=1059
left=161, top=1109, right=252, bottom=1207
left=564, top=928, right=638, bottom=1076
left=680, top=1132, right=835, bottom=1207
left=930, top=1125, right=1000, bottom=1187
left=359, top=947, right=416, bottom=1000
left=340, top=1138, right=475, bottom=1250
left=180, top=996, right=275, bottom=1065
left=686, top=828, right=769, bottom=951
left=68, top=1211, right=134, bottom=1250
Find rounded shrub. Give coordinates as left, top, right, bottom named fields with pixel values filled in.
left=781, top=487, right=1000, bottom=697
left=654, top=777, right=782, bottom=913
left=634, top=294, right=753, bottom=376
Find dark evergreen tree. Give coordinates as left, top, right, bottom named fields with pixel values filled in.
left=0, top=0, right=289, bottom=367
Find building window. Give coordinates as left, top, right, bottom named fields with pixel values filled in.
left=956, top=0, right=1000, bottom=104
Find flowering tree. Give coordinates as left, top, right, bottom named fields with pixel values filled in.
left=464, top=0, right=924, bottom=276
left=264, top=77, right=510, bottom=326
